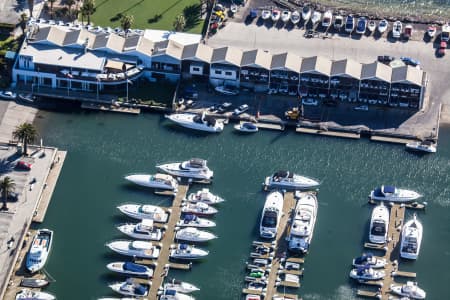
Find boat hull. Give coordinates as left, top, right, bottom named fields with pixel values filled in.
left=287, top=193, right=318, bottom=253
left=166, top=114, right=223, bottom=133
left=26, top=229, right=53, bottom=274
left=125, top=174, right=177, bottom=190
left=118, top=204, right=169, bottom=223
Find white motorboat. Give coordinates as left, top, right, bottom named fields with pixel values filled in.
left=170, top=243, right=209, bottom=260
left=20, top=278, right=49, bottom=288
left=107, top=261, right=154, bottom=277
left=290, top=11, right=300, bottom=24
left=177, top=214, right=216, bottom=228
left=301, top=6, right=311, bottom=22
left=15, top=289, right=55, bottom=300
left=321, top=10, right=332, bottom=28
left=281, top=11, right=291, bottom=23
left=165, top=112, right=224, bottom=133
left=26, top=229, right=53, bottom=273
left=333, top=15, right=343, bottom=29
left=159, top=289, right=194, bottom=300
left=368, top=20, right=376, bottom=32
left=400, top=214, right=423, bottom=260
left=230, top=4, right=238, bottom=14
left=234, top=122, right=258, bottom=133
left=356, top=17, right=367, bottom=34
left=406, top=141, right=437, bottom=153
left=349, top=266, right=386, bottom=281
left=124, top=173, right=178, bottom=191
left=426, top=25, right=437, bottom=38
left=215, top=85, right=239, bottom=96
left=287, top=193, right=318, bottom=253
left=176, top=227, right=217, bottom=242
left=352, top=253, right=387, bottom=269
left=117, top=219, right=163, bottom=241
left=345, top=15, right=355, bottom=33
left=442, top=22, right=450, bottom=42
left=259, top=191, right=284, bottom=239
left=0, top=90, right=17, bottom=100
left=271, top=9, right=281, bottom=22
left=378, top=19, right=389, bottom=33
left=106, top=240, right=161, bottom=259
left=392, top=20, right=402, bottom=38
left=369, top=202, right=390, bottom=244
left=118, top=204, right=169, bottom=223
left=157, top=158, right=213, bottom=181
left=311, top=11, right=321, bottom=26
left=369, top=185, right=421, bottom=202
left=264, top=170, right=320, bottom=190
left=164, top=279, right=200, bottom=294
left=391, top=281, right=426, bottom=299
left=181, top=202, right=218, bottom=217
left=261, top=10, right=271, bottom=20
left=109, top=278, right=149, bottom=297
left=187, top=188, right=224, bottom=205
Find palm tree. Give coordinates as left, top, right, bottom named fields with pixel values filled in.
left=66, top=0, right=76, bottom=19
left=81, top=0, right=95, bottom=25
left=19, top=13, right=28, bottom=34
left=48, top=0, right=56, bottom=18
left=0, top=177, right=15, bottom=211
left=12, top=123, right=38, bottom=156
left=173, top=14, right=186, bottom=32
left=120, top=14, right=134, bottom=36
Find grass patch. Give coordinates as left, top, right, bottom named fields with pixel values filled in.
left=115, top=80, right=176, bottom=107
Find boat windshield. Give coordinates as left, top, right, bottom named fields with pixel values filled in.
left=262, top=211, right=277, bottom=228
left=371, top=221, right=386, bottom=236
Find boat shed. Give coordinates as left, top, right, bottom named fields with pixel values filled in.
left=209, top=46, right=242, bottom=86
left=148, top=40, right=181, bottom=81
left=300, top=56, right=332, bottom=99
left=330, top=59, right=362, bottom=102
left=359, top=62, right=391, bottom=105
left=270, top=53, right=301, bottom=93
left=240, top=49, right=271, bottom=90
left=181, top=43, right=213, bottom=77
left=390, top=65, right=424, bottom=109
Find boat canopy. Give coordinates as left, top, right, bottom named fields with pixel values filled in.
left=354, top=253, right=373, bottom=264
left=382, top=185, right=395, bottom=194
left=165, top=289, right=177, bottom=296
left=189, top=158, right=206, bottom=167
left=135, top=284, right=148, bottom=295
left=243, top=122, right=257, bottom=129
left=124, top=262, right=147, bottom=273
left=273, top=171, right=291, bottom=178
left=141, top=219, right=154, bottom=228
left=179, top=244, right=188, bottom=250
left=183, top=214, right=197, bottom=222
left=132, top=241, right=152, bottom=249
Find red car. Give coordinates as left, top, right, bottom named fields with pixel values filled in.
left=439, top=41, right=447, bottom=56
left=15, top=161, right=32, bottom=170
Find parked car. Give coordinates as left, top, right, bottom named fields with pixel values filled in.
left=233, top=104, right=249, bottom=115
left=0, top=91, right=17, bottom=100
left=302, top=98, right=318, bottom=106
left=377, top=55, right=395, bottom=64
left=354, top=105, right=368, bottom=111
left=208, top=104, right=221, bottom=113
left=400, top=56, right=420, bottom=67
left=439, top=41, right=447, bottom=56
left=217, top=102, right=232, bottom=113
left=15, top=161, right=32, bottom=170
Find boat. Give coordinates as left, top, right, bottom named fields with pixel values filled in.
left=264, top=170, right=320, bottom=190
left=271, top=9, right=281, bottom=22
left=234, top=122, right=258, bottom=133
left=176, top=227, right=217, bottom=242
left=406, top=141, right=437, bottom=153
left=287, top=193, right=318, bottom=253
left=26, top=229, right=53, bottom=273
left=176, top=214, right=216, bottom=228
left=404, top=24, right=413, bottom=39
left=215, top=85, right=239, bottom=96
left=369, top=185, right=421, bottom=202
left=367, top=20, right=376, bottom=32
left=165, top=112, right=224, bottom=133
left=321, top=10, right=332, bottom=28
left=20, top=278, right=49, bottom=288
left=281, top=11, right=291, bottom=23
left=157, top=158, right=213, bottom=181
left=290, top=11, right=300, bottom=24
left=15, top=289, right=55, bottom=300
left=369, top=202, right=390, bottom=244
left=124, top=173, right=178, bottom=191
left=400, top=214, right=423, bottom=260
left=311, top=11, right=321, bottom=26
left=442, top=22, right=450, bottom=42
left=356, top=17, right=367, bottom=34
left=164, top=279, right=200, bottom=294
left=159, top=289, right=195, bottom=300
left=259, top=191, right=284, bottom=239
left=391, top=281, right=426, bottom=299
left=117, top=204, right=169, bottom=223
left=344, top=15, right=355, bottom=33
left=181, top=202, right=218, bottom=217
left=106, top=240, right=161, bottom=259
left=187, top=188, right=224, bottom=205
left=352, top=253, right=387, bottom=269
left=117, top=219, right=163, bottom=241
left=0, top=90, right=17, bottom=100
left=18, top=93, right=36, bottom=103
left=170, top=243, right=209, bottom=260
left=333, top=15, right=343, bottom=29
left=301, top=6, right=311, bottom=22
left=109, top=278, right=149, bottom=297
left=392, top=20, right=402, bottom=38
left=230, top=4, right=238, bottom=14
left=349, top=265, right=386, bottom=281
left=261, top=10, right=271, bottom=20
left=427, top=25, right=437, bottom=37
left=246, top=294, right=261, bottom=300
left=378, top=19, right=388, bottom=33
left=107, top=261, right=154, bottom=277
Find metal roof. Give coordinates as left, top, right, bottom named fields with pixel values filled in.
left=331, top=59, right=362, bottom=79
left=361, top=61, right=391, bottom=82
left=391, top=65, right=423, bottom=86
left=241, top=49, right=271, bottom=69
left=300, top=56, right=332, bottom=75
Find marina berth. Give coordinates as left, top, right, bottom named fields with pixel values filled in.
left=352, top=253, right=387, bottom=269
left=165, top=112, right=224, bottom=133
left=287, top=193, right=318, bottom=253
left=163, top=279, right=200, bottom=293
left=175, top=227, right=217, bottom=242
left=369, top=185, right=421, bottom=202
left=369, top=202, right=390, bottom=244
left=117, top=219, right=164, bottom=241
left=107, top=261, right=154, bottom=277
left=400, top=214, right=423, bottom=260
left=259, top=191, right=284, bottom=239
left=349, top=265, right=386, bottom=281
left=181, top=202, right=218, bottom=217
left=159, top=289, right=195, bottom=300
left=15, top=289, right=56, bottom=300
left=264, top=170, right=319, bottom=190
left=25, top=229, right=53, bottom=273
left=176, top=214, right=216, bottom=228
left=124, top=173, right=178, bottom=191
left=118, top=204, right=169, bottom=223
left=109, top=278, right=150, bottom=297
left=390, top=281, right=426, bottom=299
left=169, top=243, right=209, bottom=260
left=106, top=240, right=161, bottom=259
left=157, top=158, right=213, bottom=181
left=187, top=188, right=224, bottom=205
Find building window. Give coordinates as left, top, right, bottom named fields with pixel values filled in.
left=193, top=67, right=200, bottom=72
left=214, top=70, right=222, bottom=75
left=225, top=71, right=232, bottom=76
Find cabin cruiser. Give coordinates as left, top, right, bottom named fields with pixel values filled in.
left=378, top=19, right=388, bottom=33
left=15, top=289, right=55, bottom=300
left=106, top=240, right=161, bottom=259
left=187, top=188, right=224, bottom=205
left=164, top=279, right=200, bottom=293
left=124, top=173, right=178, bottom=191
left=109, top=278, right=149, bottom=297
left=259, top=191, right=284, bottom=239
left=400, top=214, right=423, bottom=260
left=349, top=266, right=386, bottom=281
left=264, top=170, right=319, bottom=190
left=311, top=11, right=321, bottom=26
left=26, top=229, right=53, bottom=273
left=20, top=278, right=49, bottom=288
left=177, top=214, right=216, bottom=228
left=321, top=10, right=332, bottom=28
left=176, top=227, right=217, bottom=242
left=290, top=11, right=300, bottom=24
left=107, top=261, right=154, bottom=277
left=406, top=141, right=437, bottom=153
left=301, top=6, right=311, bottom=22
left=271, top=9, right=281, bottom=22
left=287, top=193, right=317, bottom=253
left=165, top=112, right=224, bottom=133
left=352, top=253, right=387, bottom=269
left=345, top=15, right=355, bottom=33
left=393, top=20, right=402, bottom=38
left=261, top=10, right=271, bottom=20
left=391, top=281, right=426, bottom=299
left=356, top=17, right=367, bottom=34
left=234, top=122, right=258, bottom=133
left=118, top=204, right=169, bottom=223
left=369, top=202, right=390, bottom=244
left=170, top=244, right=209, bottom=260
left=370, top=185, right=421, bottom=202
left=333, top=15, right=343, bottom=29
left=157, top=158, right=213, bottom=181
left=181, top=202, right=218, bottom=217
left=281, top=11, right=291, bottom=23
left=117, top=219, right=163, bottom=241
left=159, top=289, right=194, bottom=300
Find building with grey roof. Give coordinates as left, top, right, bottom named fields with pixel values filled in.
left=269, top=53, right=301, bottom=94
left=329, top=59, right=362, bottom=102
left=240, top=50, right=271, bottom=90
left=389, top=65, right=425, bottom=108
left=299, top=56, right=332, bottom=99
left=359, top=62, right=392, bottom=105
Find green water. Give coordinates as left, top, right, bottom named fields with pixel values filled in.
left=33, top=108, right=450, bottom=300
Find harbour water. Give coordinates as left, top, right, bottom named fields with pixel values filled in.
left=33, top=107, right=450, bottom=300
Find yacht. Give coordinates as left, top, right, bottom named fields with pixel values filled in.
left=157, top=158, right=213, bottom=181
left=15, top=289, right=55, bottom=300
left=281, top=11, right=291, bottom=23
left=107, top=261, right=154, bottom=277
left=106, top=240, right=161, bottom=259
left=177, top=214, right=216, bottom=228
left=392, top=20, right=402, bottom=38
left=369, top=202, right=390, bottom=244
left=187, top=188, right=224, bottom=205
left=176, top=227, right=217, bottom=242
left=117, top=219, right=164, bottom=241
left=124, top=173, right=178, bottom=191
left=259, top=191, right=284, bottom=239
left=369, top=185, right=421, bottom=202
left=26, top=229, right=53, bottom=273
left=321, top=10, right=332, bottom=28
left=356, top=17, right=367, bottom=34
left=290, top=11, right=300, bottom=24
left=109, top=278, right=149, bottom=297
left=378, top=19, right=389, bottom=33
left=264, top=170, right=319, bottom=190
left=261, top=10, right=271, bottom=20
left=400, top=214, right=423, bottom=260
left=311, top=11, right=321, bottom=26
left=406, top=141, right=437, bottom=153
left=352, top=253, right=387, bottom=269
left=234, top=122, right=258, bottom=133
left=301, top=6, right=311, bottom=22
left=345, top=15, right=355, bottom=33
left=349, top=266, right=386, bottom=281
left=287, top=193, right=318, bottom=253
left=164, top=279, right=200, bottom=293
left=271, top=9, right=281, bottom=22
left=159, top=289, right=195, bottom=300
left=181, top=202, right=218, bottom=217
left=118, top=204, right=169, bottom=223
left=390, top=281, right=426, bottom=299
left=165, top=112, right=224, bottom=133
left=333, top=15, right=343, bottom=29
left=170, top=244, right=209, bottom=260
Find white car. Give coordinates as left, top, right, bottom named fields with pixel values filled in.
left=0, top=91, right=17, bottom=99
left=302, top=98, right=318, bottom=106
left=233, top=104, right=249, bottom=115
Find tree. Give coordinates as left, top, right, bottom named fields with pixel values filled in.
left=120, top=14, right=134, bottom=36
left=173, top=14, right=186, bottom=32
left=0, top=177, right=15, bottom=211
left=19, top=13, right=28, bottom=34
left=28, top=0, right=34, bottom=17
left=12, top=123, right=38, bottom=156
left=81, top=0, right=95, bottom=25
left=48, top=0, right=56, bottom=18
left=66, top=0, right=76, bottom=18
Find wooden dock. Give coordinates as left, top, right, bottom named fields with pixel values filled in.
left=296, top=127, right=361, bottom=139
left=81, top=101, right=141, bottom=115
left=255, top=122, right=285, bottom=131
left=370, top=135, right=416, bottom=144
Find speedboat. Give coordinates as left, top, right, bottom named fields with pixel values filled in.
left=333, top=15, right=343, bottom=29
left=271, top=9, right=281, bottom=22
left=176, top=227, right=217, bottom=242
left=165, top=112, right=224, bottom=133
left=124, top=173, right=178, bottom=191
left=157, top=158, right=213, bottom=181
left=234, top=122, right=258, bottom=133
left=164, top=279, right=200, bottom=293
left=281, top=11, right=291, bottom=23
left=109, top=278, right=149, bottom=297
left=352, top=253, right=387, bottom=269
left=181, top=202, right=218, bottom=217
left=0, top=90, right=17, bottom=100
left=345, top=15, right=355, bottom=33
left=369, top=202, right=390, bottom=244
left=170, top=243, right=209, bottom=260
left=369, top=185, right=421, bottom=202
left=406, top=141, right=437, bottom=153
left=287, top=193, right=318, bottom=253
left=26, top=229, right=53, bottom=273
left=117, top=219, right=163, bottom=241
left=107, top=261, right=154, bottom=277
left=367, top=20, right=376, bottom=32
left=427, top=25, right=437, bottom=38
left=349, top=266, right=386, bottom=281
left=259, top=191, right=284, bottom=239
left=391, top=281, right=426, bottom=299
left=356, top=17, right=367, bottom=34
left=15, top=289, right=55, bottom=300
left=400, top=214, right=423, bottom=260
left=215, top=85, right=239, bottom=96
left=177, top=214, right=216, bottom=228
left=264, top=170, right=320, bottom=190
left=301, top=6, right=311, bottom=22
left=290, top=11, right=300, bottom=24
left=187, top=188, right=224, bottom=205
left=378, top=19, right=388, bottom=33
left=311, top=11, right=321, bottom=26
left=321, top=10, right=332, bottom=28
left=159, top=289, right=194, bottom=300
left=261, top=10, right=271, bottom=20
left=392, top=20, right=402, bottom=38
left=117, top=204, right=169, bottom=223
left=20, top=278, right=49, bottom=288
left=106, top=240, right=161, bottom=259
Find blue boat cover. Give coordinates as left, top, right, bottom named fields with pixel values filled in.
left=165, top=289, right=176, bottom=296
left=124, top=262, right=147, bottom=273
left=354, top=253, right=373, bottom=264
left=179, top=244, right=188, bottom=250
left=184, top=214, right=196, bottom=222
left=382, top=185, right=395, bottom=194
left=135, top=284, right=147, bottom=295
